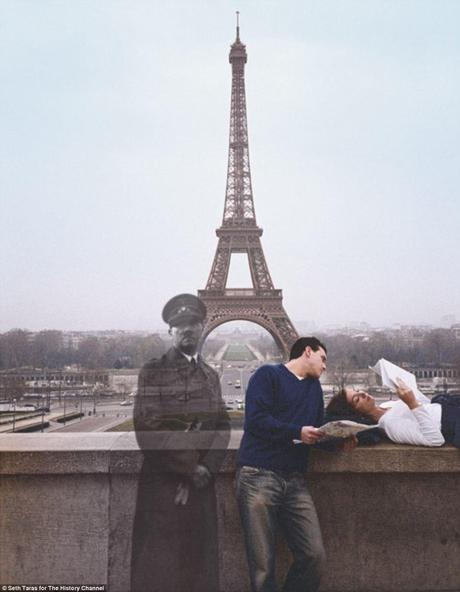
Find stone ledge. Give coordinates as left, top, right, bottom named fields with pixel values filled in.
left=1, top=432, right=459, bottom=474
left=1, top=432, right=459, bottom=591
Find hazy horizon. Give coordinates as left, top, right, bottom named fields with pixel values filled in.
left=2, top=1, right=459, bottom=333
left=2, top=317, right=455, bottom=336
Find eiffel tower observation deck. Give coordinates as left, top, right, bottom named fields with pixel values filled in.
left=198, top=15, right=298, bottom=357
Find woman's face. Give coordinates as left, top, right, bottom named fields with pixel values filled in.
left=345, top=388, right=376, bottom=415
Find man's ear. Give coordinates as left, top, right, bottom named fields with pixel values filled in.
left=304, top=346, right=311, bottom=358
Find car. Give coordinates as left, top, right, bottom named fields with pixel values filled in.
left=120, top=400, right=133, bottom=406
left=235, top=384, right=241, bottom=389
left=227, top=381, right=233, bottom=385
left=36, top=406, right=50, bottom=413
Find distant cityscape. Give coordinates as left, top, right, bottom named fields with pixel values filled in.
left=1, top=318, right=459, bottom=380
left=1, top=313, right=459, bottom=345
left=1, top=317, right=459, bottom=435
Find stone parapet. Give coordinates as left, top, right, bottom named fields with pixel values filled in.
left=1, top=433, right=459, bottom=591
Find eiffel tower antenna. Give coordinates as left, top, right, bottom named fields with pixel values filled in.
left=198, top=20, right=298, bottom=358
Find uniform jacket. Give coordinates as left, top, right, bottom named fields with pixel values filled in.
left=130, top=346, right=230, bottom=592
left=133, top=346, right=230, bottom=474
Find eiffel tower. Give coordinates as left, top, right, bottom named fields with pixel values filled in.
left=198, top=16, right=298, bottom=358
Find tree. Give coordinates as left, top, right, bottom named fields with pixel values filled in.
left=32, top=330, right=64, bottom=368
left=76, top=337, right=105, bottom=369
left=0, top=330, right=32, bottom=369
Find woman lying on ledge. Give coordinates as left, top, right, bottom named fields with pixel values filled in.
left=326, top=378, right=460, bottom=448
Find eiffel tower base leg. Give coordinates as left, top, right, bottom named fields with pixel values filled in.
left=198, top=291, right=299, bottom=360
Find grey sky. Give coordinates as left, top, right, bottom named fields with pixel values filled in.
left=2, top=0, right=459, bottom=332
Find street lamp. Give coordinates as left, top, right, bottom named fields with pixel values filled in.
left=58, top=373, right=62, bottom=405
left=12, top=398, right=17, bottom=432
left=63, top=393, right=66, bottom=425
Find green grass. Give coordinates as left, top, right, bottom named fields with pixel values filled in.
left=223, top=344, right=256, bottom=361
left=109, top=418, right=134, bottom=431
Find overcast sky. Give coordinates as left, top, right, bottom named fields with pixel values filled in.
left=2, top=0, right=459, bottom=333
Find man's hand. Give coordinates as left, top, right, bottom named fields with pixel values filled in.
left=192, top=464, right=212, bottom=489
left=395, top=377, right=419, bottom=410
left=337, top=435, right=358, bottom=452
left=300, top=426, right=324, bottom=445
left=174, top=465, right=212, bottom=505
left=174, top=482, right=189, bottom=505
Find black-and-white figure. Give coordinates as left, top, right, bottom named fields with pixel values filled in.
left=130, top=294, right=230, bottom=592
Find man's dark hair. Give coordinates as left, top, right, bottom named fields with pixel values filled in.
left=289, top=337, right=327, bottom=360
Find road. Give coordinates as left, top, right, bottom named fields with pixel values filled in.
left=48, top=400, right=133, bottom=432
left=217, top=344, right=265, bottom=410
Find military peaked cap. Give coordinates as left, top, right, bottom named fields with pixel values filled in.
left=162, top=293, right=207, bottom=326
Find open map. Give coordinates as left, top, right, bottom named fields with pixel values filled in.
left=293, top=420, right=379, bottom=444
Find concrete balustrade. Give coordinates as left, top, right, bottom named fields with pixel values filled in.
left=1, top=433, right=459, bottom=592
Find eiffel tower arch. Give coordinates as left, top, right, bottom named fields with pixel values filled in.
left=198, top=17, right=298, bottom=359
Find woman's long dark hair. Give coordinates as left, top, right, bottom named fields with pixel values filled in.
left=326, top=388, right=373, bottom=424
left=325, top=388, right=384, bottom=445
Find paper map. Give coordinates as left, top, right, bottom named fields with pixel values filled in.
left=293, top=420, right=379, bottom=444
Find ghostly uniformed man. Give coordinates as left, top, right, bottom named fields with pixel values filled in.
left=131, top=293, right=230, bottom=592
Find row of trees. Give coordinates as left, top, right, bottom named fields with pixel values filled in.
left=0, top=329, right=232, bottom=371
left=318, top=329, right=460, bottom=369
left=244, top=328, right=460, bottom=369
left=1, top=328, right=458, bottom=371
left=0, top=330, right=167, bottom=370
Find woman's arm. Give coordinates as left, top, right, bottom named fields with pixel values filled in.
left=381, top=406, right=445, bottom=446
left=384, top=379, right=445, bottom=446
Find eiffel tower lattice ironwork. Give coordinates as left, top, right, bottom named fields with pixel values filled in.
left=198, top=18, right=298, bottom=358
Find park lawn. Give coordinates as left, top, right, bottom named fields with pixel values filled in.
left=223, top=344, right=256, bottom=361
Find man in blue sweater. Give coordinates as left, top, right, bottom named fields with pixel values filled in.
left=236, top=336, right=355, bottom=592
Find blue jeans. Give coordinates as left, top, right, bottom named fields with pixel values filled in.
left=236, top=466, right=326, bottom=592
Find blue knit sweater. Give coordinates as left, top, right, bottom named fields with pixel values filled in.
left=237, top=363, right=325, bottom=472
